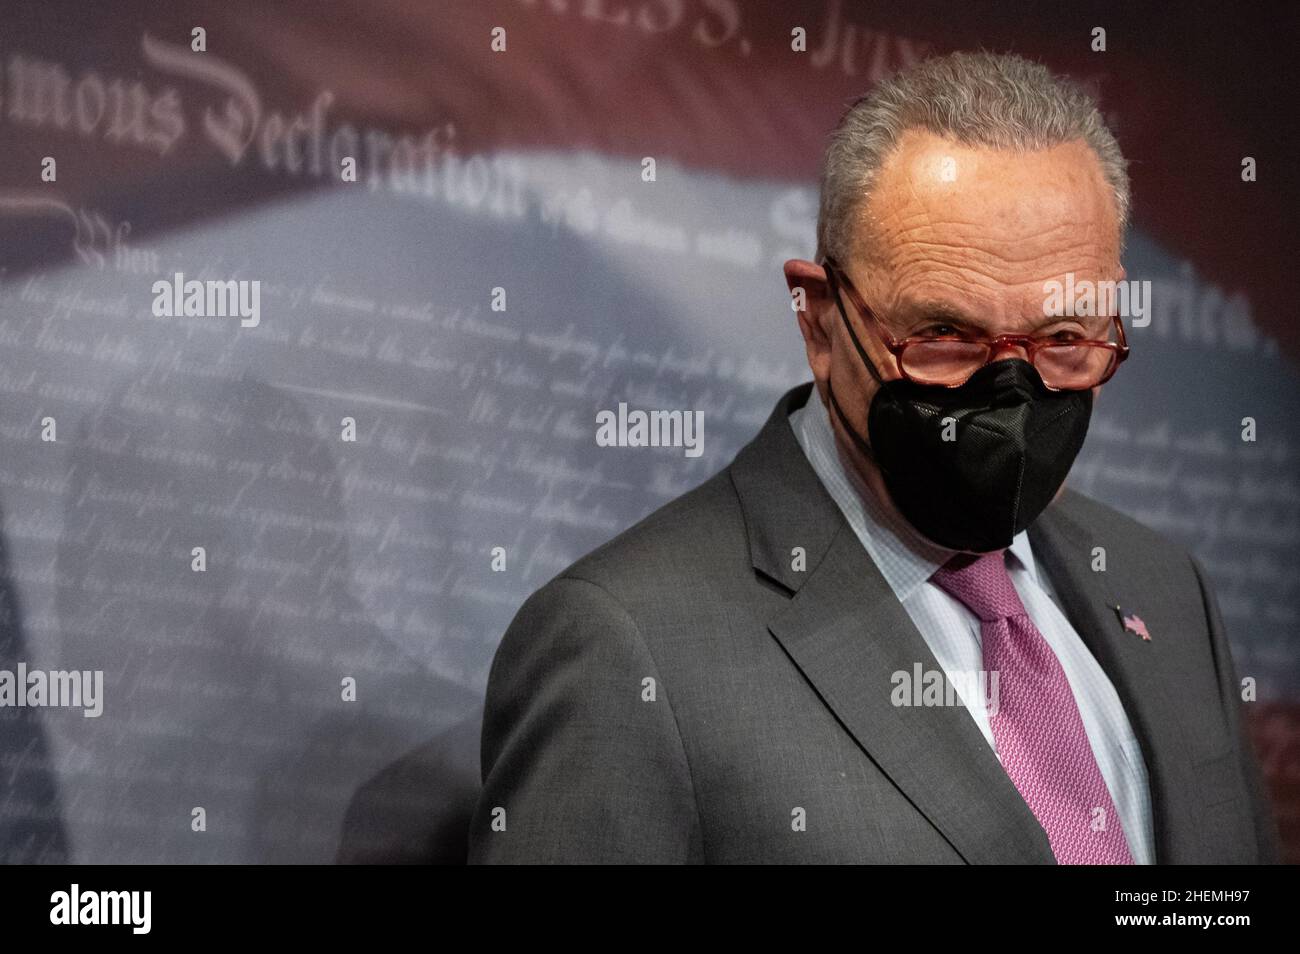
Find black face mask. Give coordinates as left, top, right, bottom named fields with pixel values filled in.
left=825, top=286, right=1093, bottom=553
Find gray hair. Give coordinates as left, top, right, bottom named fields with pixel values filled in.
left=815, top=51, right=1130, bottom=264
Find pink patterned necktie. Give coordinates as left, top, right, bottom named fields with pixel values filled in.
left=930, top=551, right=1134, bottom=864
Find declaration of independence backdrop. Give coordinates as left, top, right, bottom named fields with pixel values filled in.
left=0, top=0, right=1296, bottom=863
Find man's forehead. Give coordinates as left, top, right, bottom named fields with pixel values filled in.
left=860, top=129, right=1119, bottom=252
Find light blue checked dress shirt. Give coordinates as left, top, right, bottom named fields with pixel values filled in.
left=788, top=392, right=1155, bottom=864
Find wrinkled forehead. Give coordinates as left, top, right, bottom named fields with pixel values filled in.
left=855, top=129, right=1122, bottom=276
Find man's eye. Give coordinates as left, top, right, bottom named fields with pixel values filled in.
left=919, top=323, right=962, bottom=337
left=1048, top=329, right=1084, bottom=342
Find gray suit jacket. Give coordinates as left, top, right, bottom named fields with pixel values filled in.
left=468, top=382, right=1280, bottom=863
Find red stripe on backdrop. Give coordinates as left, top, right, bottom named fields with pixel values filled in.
left=1249, top=703, right=1300, bottom=863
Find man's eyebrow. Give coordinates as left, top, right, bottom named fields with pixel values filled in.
left=897, top=298, right=975, bottom=322
left=898, top=300, right=1105, bottom=331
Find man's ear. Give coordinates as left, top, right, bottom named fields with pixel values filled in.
left=784, top=258, right=835, bottom=382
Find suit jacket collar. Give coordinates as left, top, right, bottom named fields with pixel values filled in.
left=730, top=382, right=844, bottom=594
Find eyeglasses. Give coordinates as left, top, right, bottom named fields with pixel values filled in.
left=821, top=255, right=1130, bottom=390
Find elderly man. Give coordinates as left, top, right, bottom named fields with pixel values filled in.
left=468, top=52, right=1279, bottom=864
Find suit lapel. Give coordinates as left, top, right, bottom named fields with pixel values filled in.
left=768, top=525, right=1057, bottom=863
left=732, top=383, right=1056, bottom=863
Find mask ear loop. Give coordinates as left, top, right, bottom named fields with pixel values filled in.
left=821, top=261, right=886, bottom=464
left=824, top=261, right=887, bottom=386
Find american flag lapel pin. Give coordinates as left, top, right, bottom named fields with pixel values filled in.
left=1113, top=605, right=1151, bottom=641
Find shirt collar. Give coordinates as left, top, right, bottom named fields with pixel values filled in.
left=1006, top=527, right=1039, bottom=584
left=787, top=388, right=1037, bottom=601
